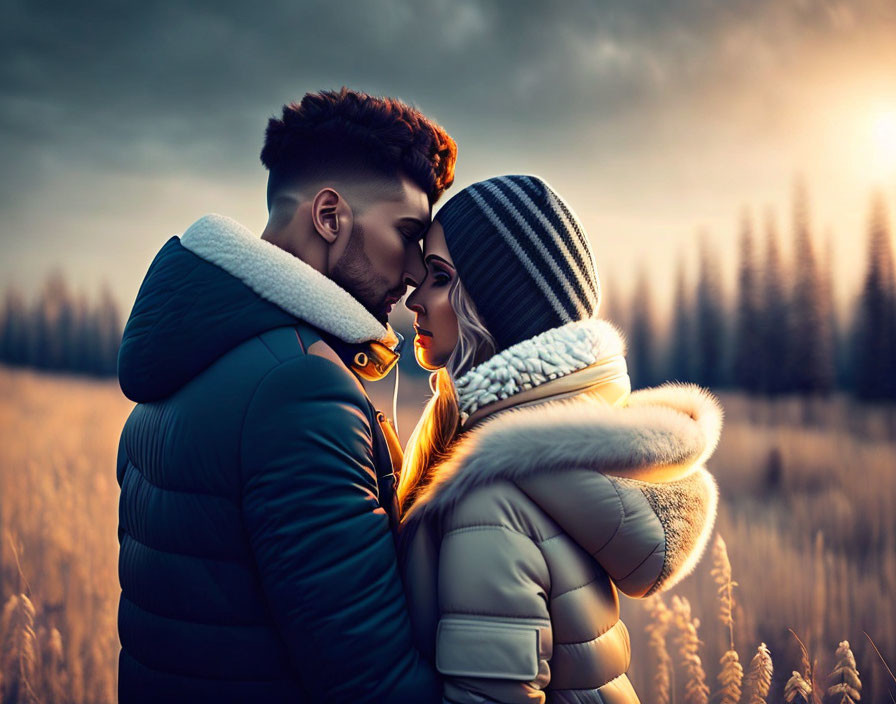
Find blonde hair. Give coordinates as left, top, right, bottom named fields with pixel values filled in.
left=396, top=279, right=495, bottom=514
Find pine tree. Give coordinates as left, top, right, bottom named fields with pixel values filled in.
left=668, top=256, right=693, bottom=382
left=0, top=287, right=30, bottom=366
left=629, top=267, right=657, bottom=389
left=732, top=208, right=763, bottom=392
left=31, top=271, right=77, bottom=371
left=601, top=272, right=627, bottom=331
left=789, top=178, right=835, bottom=393
left=94, top=284, right=122, bottom=376
left=852, top=191, right=896, bottom=400
left=695, top=235, right=726, bottom=389
left=760, top=209, right=790, bottom=395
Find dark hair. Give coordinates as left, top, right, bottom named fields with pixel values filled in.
left=260, top=87, right=457, bottom=207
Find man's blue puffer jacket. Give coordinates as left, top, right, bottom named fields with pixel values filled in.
left=116, top=214, right=439, bottom=703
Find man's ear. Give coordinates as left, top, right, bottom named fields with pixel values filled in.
left=311, top=187, right=354, bottom=244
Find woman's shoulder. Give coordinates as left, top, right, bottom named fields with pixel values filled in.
left=427, top=479, right=558, bottom=546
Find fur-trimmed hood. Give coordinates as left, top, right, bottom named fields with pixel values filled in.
left=118, top=214, right=398, bottom=402
left=404, top=382, right=723, bottom=592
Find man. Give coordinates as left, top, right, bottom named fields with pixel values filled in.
left=116, top=88, right=456, bottom=703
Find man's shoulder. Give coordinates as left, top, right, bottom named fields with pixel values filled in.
left=234, top=323, right=370, bottom=409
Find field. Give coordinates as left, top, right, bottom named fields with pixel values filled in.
left=1, top=366, right=895, bottom=702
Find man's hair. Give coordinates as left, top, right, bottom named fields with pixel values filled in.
left=260, top=88, right=457, bottom=209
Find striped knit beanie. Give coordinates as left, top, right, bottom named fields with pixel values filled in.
left=434, top=174, right=600, bottom=352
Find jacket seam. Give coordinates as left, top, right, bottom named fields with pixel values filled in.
left=644, top=533, right=669, bottom=597
left=122, top=459, right=233, bottom=502
left=536, top=532, right=570, bottom=546
left=442, top=524, right=539, bottom=543
left=120, top=530, right=245, bottom=566
left=590, top=479, right=626, bottom=557
left=258, top=334, right=280, bottom=362
left=551, top=572, right=604, bottom=599
left=549, top=670, right=626, bottom=691
left=553, top=619, right=621, bottom=646
left=441, top=608, right=550, bottom=620
left=616, top=539, right=664, bottom=583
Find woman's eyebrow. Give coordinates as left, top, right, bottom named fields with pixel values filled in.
left=424, top=254, right=455, bottom=269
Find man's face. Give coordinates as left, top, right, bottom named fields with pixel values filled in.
left=331, top=174, right=430, bottom=325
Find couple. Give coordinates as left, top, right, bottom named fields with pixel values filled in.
left=116, top=88, right=721, bottom=704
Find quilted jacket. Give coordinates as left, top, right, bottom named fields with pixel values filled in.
left=117, top=214, right=440, bottom=703
left=399, top=320, right=721, bottom=704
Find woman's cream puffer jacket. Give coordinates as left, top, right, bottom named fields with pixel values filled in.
left=399, top=381, right=722, bottom=704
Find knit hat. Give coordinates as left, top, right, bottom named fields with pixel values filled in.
left=434, top=174, right=601, bottom=351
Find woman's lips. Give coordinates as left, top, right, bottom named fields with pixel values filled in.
left=414, top=325, right=433, bottom=347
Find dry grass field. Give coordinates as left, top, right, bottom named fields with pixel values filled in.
left=1, top=366, right=894, bottom=702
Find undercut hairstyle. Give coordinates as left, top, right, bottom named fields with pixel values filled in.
left=260, top=87, right=457, bottom=209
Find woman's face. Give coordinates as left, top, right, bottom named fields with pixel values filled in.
left=405, top=221, right=459, bottom=370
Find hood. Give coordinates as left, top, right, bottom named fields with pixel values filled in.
left=405, top=382, right=723, bottom=593
left=118, top=214, right=396, bottom=403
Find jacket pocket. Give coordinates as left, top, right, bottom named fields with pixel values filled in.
left=436, top=617, right=543, bottom=680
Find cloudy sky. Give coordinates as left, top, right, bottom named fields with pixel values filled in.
left=2, top=0, right=895, bottom=320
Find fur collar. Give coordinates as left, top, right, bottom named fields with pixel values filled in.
left=454, top=318, right=626, bottom=423
left=180, top=213, right=396, bottom=346
left=405, top=382, right=723, bottom=520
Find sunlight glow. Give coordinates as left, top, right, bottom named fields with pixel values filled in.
left=871, top=109, right=896, bottom=179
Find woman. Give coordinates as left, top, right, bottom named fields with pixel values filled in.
left=397, top=175, right=723, bottom=704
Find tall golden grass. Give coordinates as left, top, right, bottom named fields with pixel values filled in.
left=2, top=368, right=895, bottom=702
left=0, top=368, right=130, bottom=703
left=622, top=390, right=896, bottom=702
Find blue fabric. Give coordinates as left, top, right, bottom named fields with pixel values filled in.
left=116, top=237, right=439, bottom=703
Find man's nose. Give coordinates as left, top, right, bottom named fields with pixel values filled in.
left=403, top=243, right=426, bottom=287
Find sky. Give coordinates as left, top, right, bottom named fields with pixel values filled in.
left=2, top=0, right=896, bottom=323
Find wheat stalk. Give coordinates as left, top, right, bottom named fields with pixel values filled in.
left=710, top=534, right=742, bottom=704
left=827, top=640, right=862, bottom=703
left=789, top=629, right=822, bottom=704
left=710, top=534, right=737, bottom=646
left=645, top=594, right=673, bottom=704
left=671, top=595, right=710, bottom=704
left=743, top=642, right=773, bottom=704
left=42, top=626, right=66, bottom=704
left=812, top=531, right=826, bottom=652
left=864, top=631, right=896, bottom=687
left=785, top=670, right=814, bottom=703
left=0, top=593, right=39, bottom=704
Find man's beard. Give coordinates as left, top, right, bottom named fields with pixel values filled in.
left=330, top=222, right=392, bottom=325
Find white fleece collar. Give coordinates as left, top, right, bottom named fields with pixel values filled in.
left=455, top=318, right=626, bottom=423
left=405, top=381, right=724, bottom=521
left=179, top=213, right=395, bottom=346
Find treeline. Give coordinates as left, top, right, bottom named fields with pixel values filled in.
left=0, top=272, right=121, bottom=377
left=610, top=181, right=896, bottom=401
left=2, top=182, right=894, bottom=396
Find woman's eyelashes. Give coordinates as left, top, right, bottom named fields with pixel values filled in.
left=429, top=267, right=452, bottom=287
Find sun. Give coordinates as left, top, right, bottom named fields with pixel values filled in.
left=871, top=109, right=896, bottom=178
